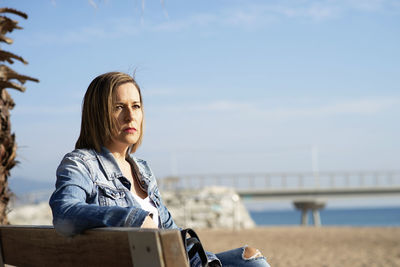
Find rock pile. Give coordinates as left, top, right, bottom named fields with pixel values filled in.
left=8, top=202, right=52, bottom=225
left=161, top=186, right=255, bottom=229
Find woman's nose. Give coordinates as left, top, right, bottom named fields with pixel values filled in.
left=125, top=108, right=135, bottom=121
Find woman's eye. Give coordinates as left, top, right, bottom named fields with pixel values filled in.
left=133, top=104, right=141, bottom=109
left=115, top=105, right=123, bottom=110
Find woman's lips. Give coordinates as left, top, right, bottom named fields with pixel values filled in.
left=123, top=127, right=137, bottom=134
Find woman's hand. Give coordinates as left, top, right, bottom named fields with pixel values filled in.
left=141, top=215, right=158, bottom=229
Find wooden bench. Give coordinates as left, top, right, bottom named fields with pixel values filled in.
left=0, top=225, right=189, bottom=267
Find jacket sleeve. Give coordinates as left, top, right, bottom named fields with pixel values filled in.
left=49, top=155, right=149, bottom=236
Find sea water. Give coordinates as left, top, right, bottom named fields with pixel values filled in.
left=249, top=207, right=400, bottom=226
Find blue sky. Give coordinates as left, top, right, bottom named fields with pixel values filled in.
left=3, top=0, right=400, bottom=187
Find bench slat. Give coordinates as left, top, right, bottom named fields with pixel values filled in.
left=159, top=230, right=189, bottom=267
left=128, top=230, right=164, bottom=267
left=0, top=235, right=4, bottom=267
left=0, top=226, right=189, bottom=267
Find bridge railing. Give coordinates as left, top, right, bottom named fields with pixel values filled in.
left=158, top=171, right=400, bottom=191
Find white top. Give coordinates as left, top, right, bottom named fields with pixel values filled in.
left=131, top=192, right=160, bottom=227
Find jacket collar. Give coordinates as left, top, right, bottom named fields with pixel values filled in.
left=95, top=146, right=123, bottom=181
left=95, top=147, right=150, bottom=189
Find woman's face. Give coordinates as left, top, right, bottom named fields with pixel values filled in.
left=109, top=82, right=143, bottom=150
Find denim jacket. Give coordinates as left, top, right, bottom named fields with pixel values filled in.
left=49, top=147, right=178, bottom=236
left=49, top=147, right=220, bottom=266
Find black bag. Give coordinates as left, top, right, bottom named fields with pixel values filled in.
left=181, top=228, right=210, bottom=267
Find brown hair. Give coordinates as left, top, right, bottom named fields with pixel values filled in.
left=75, top=72, right=144, bottom=153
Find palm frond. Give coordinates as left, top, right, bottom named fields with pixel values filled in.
left=0, top=50, right=28, bottom=64
left=0, top=16, right=22, bottom=37
left=0, top=65, right=39, bottom=92
left=0, top=8, right=28, bottom=19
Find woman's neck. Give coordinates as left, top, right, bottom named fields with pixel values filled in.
left=104, top=143, right=129, bottom=163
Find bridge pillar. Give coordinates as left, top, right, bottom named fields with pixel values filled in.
left=294, top=201, right=325, bottom=226
left=301, top=209, right=308, bottom=225
left=312, top=208, right=322, bottom=226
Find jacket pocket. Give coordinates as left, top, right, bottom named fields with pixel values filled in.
left=98, top=185, right=129, bottom=207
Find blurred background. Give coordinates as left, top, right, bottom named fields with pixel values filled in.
left=3, top=0, right=400, bottom=225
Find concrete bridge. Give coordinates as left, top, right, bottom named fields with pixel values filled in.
left=159, top=170, right=400, bottom=226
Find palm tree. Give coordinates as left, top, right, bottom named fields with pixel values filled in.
left=0, top=7, right=38, bottom=224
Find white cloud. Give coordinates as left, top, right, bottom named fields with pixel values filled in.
left=193, top=100, right=254, bottom=111
left=153, top=13, right=218, bottom=32
left=30, top=18, right=140, bottom=46
left=152, top=0, right=400, bottom=32
left=12, top=104, right=80, bottom=115
left=142, top=87, right=180, bottom=97
left=276, top=4, right=339, bottom=20
left=149, top=97, right=400, bottom=121
left=318, top=98, right=398, bottom=114
left=258, top=97, right=400, bottom=120
left=28, top=0, right=400, bottom=44
left=346, top=0, right=391, bottom=12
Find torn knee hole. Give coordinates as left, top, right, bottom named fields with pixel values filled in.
left=243, top=246, right=263, bottom=259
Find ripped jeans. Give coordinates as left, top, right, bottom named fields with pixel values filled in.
left=215, top=246, right=270, bottom=267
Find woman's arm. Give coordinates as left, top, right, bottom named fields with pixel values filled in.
left=141, top=215, right=158, bottom=228
left=49, top=155, right=150, bottom=236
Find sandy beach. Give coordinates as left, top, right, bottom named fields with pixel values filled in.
left=197, top=227, right=400, bottom=267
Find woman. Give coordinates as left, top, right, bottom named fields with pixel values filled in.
left=49, top=71, right=270, bottom=267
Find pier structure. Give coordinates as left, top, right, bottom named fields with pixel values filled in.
left=159, top=170, right=400, bottom=226
left=293, top=200, right=326, bottom=226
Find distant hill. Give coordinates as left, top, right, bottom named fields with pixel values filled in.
left=8, top=177, right=54, bottom=195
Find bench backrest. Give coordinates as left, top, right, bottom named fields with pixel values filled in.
left=0, top=225, right=189, bottom=267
